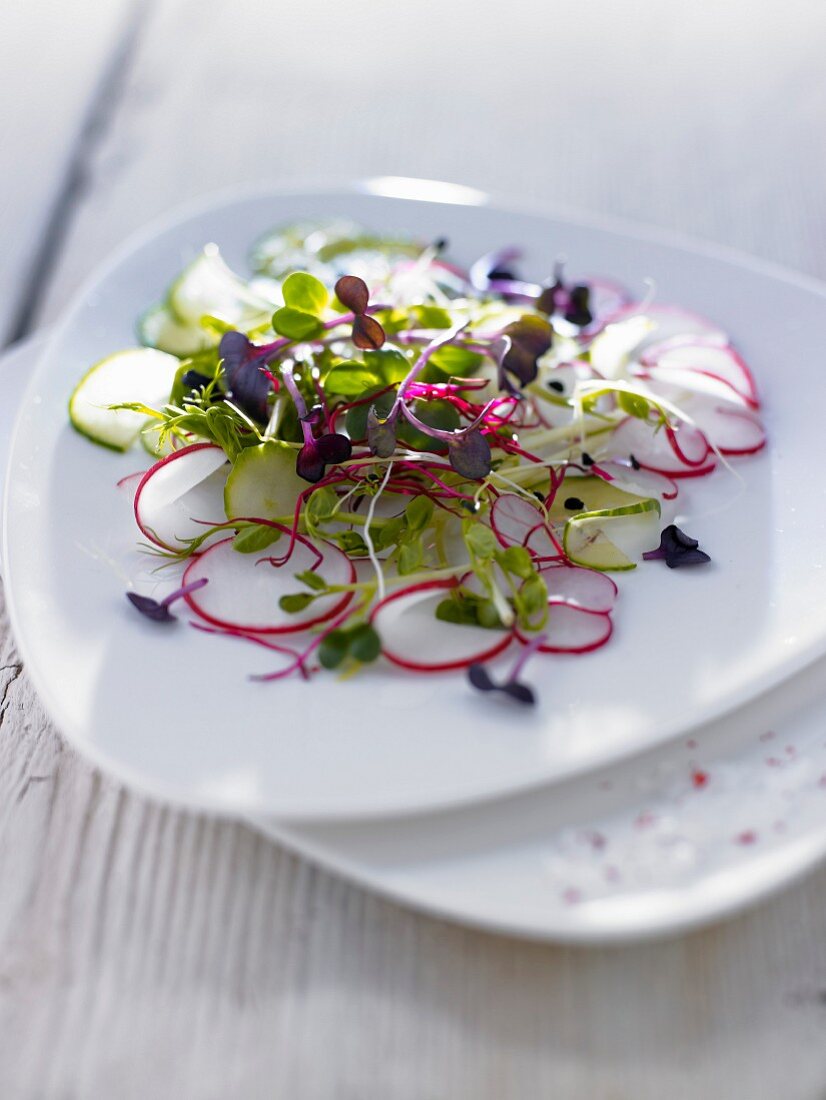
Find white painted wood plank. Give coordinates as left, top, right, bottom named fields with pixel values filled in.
left=3, top=1, right=826, bottom=1096
left=0, top=0, right=137, bottom=344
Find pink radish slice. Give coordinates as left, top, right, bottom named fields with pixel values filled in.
left=608, top=416, right=715, bottom=477
left=678, top=402, right=766, bottom=455
left=592, top=303, right=727, bottom=351
left=639, top=338, right=759, bottom=409
left=539, top=564, right=618, bottom=612
left=134, top=443, right=229, bottom=550
left=116, top=470, right=146, bottom=500
left=491, top=493, right=545, bottom=548
left=516, top=604, right=613, bottom=654
left=183, top=534, right=355, bottom=634
left=593, top=460, right=679, bottom=501
left=370, top=579, right=512, bottom=671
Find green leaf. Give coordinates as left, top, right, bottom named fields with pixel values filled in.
left=375, top=516, right=405, bottom=550
left=427, top=345, right=483, bottom=380
left=232, top=525, right=283, bottom=553
left=497, top=545, right=534, bottom=580
left=324, top=361, right=383, bottom=397
left=295, top=569, right=327, bottom=591
left=435, top=595, right=480, bottom=625
left=272, top=307, right=324, bottom=341
left=319, top=628, right=349, bottom=670
left=282, top=271, right=328, bottom=315
left=279, top=592, right=315, bottom=614
left=412, top=304, right=453, bottom=329
left=617, top=390, right=651, bottom=419
left=398, top=538, right=423, bottom=575
left=364, top=347, right=411, bottom=384
left=463, top=521, right=498, bottom=560
left=348, top=624, right=381, bottom=664
left=305, top=486, right=337, bottom=523
left=477, top=599, right=503, bottom=629
left=335, top=530, right=368, bottom=554
left=405, top=495, right=434, bottom=534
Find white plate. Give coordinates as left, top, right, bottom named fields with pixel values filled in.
left=4, top=179, right=826, bottom=819
left=253, top=654, right=826, bottom=941
left=4, top=340, right=826, bottom=943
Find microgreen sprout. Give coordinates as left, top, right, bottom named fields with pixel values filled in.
left=79, top=219, right=764, bottom=704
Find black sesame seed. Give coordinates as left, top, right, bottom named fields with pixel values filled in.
left=629, top=454, right=641, bottom=470
left=548, top=380, right=565, bottom=393
left=581, top=452, right=594, bottom=466
left=564, top=496, right=585, bottom=511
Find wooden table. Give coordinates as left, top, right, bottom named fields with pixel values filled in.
left=3, top=3, right=826, bottom=1095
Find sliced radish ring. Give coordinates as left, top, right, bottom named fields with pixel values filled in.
left=370, top=578, right=512, bottom=672
left=539, top=564, right=618, bottom=612
left=639, top=337, right=759, bottom=409
left=491, top=493, right=546, bottom=548
left=183, top=533, right=356, bottom=634
left=591, top=303, right=727, bottom=348
left=133, top=442, right=230, bottom=550
left=678, top=402, right=766, bottom=455
left=608, top=416, right=715, bottom=478
left=516, top=604, right=613, bottom=654
left=592, top=460, right=679, bottom=502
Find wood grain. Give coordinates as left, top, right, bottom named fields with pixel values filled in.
left=3, top=1, right=826, bottom=1096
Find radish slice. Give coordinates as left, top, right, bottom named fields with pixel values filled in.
left=608, top=416, right=715, bottom=477
left=491, top=493, right=545, bottom=548
left=516, top=604, right=613, bottom=654
left=678, top=402, right=766, bottom=455
left=183, top=534, right=355, bottom=634
left=371, top=579, right=512, bottom=671
left=539, top=564, right=618, bottom=612
left=593, top=303, right=727, bottom=348
left=639, top=338, right=759, bottom=409
left=593, top=460, right=679, bottom=502
left=133, top=443, right=229, bottom=549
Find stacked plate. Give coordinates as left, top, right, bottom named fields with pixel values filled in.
left=4, top=180, right=826, bottom=942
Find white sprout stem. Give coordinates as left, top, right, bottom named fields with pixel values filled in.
left=362, top=461, right=394, bottom=602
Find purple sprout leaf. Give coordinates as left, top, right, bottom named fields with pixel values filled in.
left=564, top=284, right=593, bottom=327
left=643, top=524, right=711, bottom=568
left=126, top=577, right=208, bottom=624
left=500, top=315, right=553, bottom=388
left=366, top=405, right=398, bottom=458
left=296, top=432, right=353, bottom=483
left=448, top=428, right=492, bottom=480
left=127, top=593, right=174, bottom=622
left=352, top=313, right=386, bottom=350
left=467, top=663, right=536, bottom=706
left=218, top=330, right=272, bottom=424
left=334, top=274, right=370, bottom=315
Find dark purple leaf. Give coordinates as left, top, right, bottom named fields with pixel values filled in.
left=127, top=593, right=174, bottom=622
left=643, top=524, right=711, bottom=568
left=335, top=274, right=369, bottom=315
left=467, top=663, right=536, bottom=706
left=500, top=315, right=553, bottom=387
left=218, top=331, right=271, bottom=424
left=366, top=405, right=397, bottom=458
left=352, top=314, right=386, bottom=350
left=296, top=432, right=352, bottom=483
left=448, top=429, right=492, bottom=479
left=564, top=284, right=593, bottom=327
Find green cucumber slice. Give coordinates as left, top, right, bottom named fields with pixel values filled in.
left=549, top=475, right=647, bottom=520
left=137, top=303, right=215, bottom=358
left=167, top=245, right=275, bottom=328
left=68, top=348, right=179, bottom=452
left=224, top=441, right=307, bottom=522
left=563, top=498, right=661, bottom=571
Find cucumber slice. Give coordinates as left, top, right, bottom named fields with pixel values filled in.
left=563, top=499, right=661, bottom=571
left=224, top=441, right=306, bottom=522
left=137, top=303, right=215, bottom=357
left=549, top=475, right=647, bottom=520
left=168, top=245, right=275, bottom=328
left=69, top=348, right=179, bottom=452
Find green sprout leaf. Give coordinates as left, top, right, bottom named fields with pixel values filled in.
left=271, top=307, right=324, bottom=341
left=282, top=271, right=329, bottom=315
left=232, top=525, right=283, bottom=553
left=279, top=592, right=315, bottom=614
left=324, top=361, right=383, bottom=397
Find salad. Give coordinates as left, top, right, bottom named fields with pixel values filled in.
left=68, top=219, right=766, bottom=704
